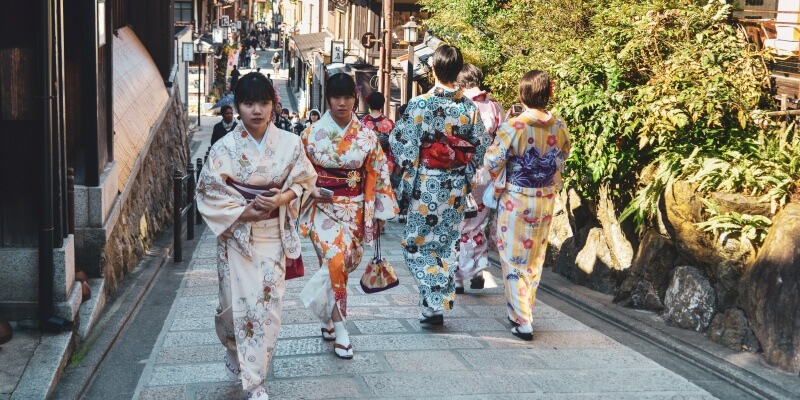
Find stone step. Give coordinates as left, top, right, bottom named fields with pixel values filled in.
left=78, top=278, right=107, bottom=341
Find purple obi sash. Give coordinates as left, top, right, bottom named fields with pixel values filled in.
left=506, top=147, right=561, bottom=189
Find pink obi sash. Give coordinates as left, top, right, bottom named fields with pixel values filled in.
left=225, top=178, right=280, bottom=219
left=313, top=166, right=364, bottom=197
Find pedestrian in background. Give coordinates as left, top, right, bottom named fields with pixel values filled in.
left=298, top=73, right=397, bottom=359
left=454, top=63, right=505, bottom=294
left=211, top=105, right=238, bottom=146
left=361, top=92, right=396, bottom=175
left=304, top=109, right=321, bottom=129
left=484, top=70, right=570, bottom=341
left=389, top=44, right=491, bottom=325
left=196, top=72, right=317, bottom=399
left=274, top=102, right=293, bottom=131
left=249, top=46, right=258, bottom=70
left=230, top=65, right=240, bottom=93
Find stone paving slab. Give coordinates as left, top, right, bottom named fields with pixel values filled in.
left=271, top=353, right=384, bottom=378
left=383, top=350, right=470, bottom=372
left=361, top=371, right=543, bottom=397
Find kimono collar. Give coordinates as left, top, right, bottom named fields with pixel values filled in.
left=429, top=85, right=464, bottom=101
left=463, top=87, right=490, bottom=102
left=517, top=110, right=555, bottom=128
left=320, top=110, right=360, bottom=135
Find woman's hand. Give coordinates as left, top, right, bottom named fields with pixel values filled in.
left=310, top=187, right=334, bottom=204
left=253, top=189, right=285, bottom=215
left=374, top=219, right=385, bottom=240
left=239, top=201, right=271, bottom=222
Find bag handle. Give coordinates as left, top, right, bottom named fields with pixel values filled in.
left=373, top=234, right=381, bottom=260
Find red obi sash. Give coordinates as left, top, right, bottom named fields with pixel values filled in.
left=420, top=135, right=475, bottom=169
left=314, top=166, right=364, bottom=196
left=226, top=178, right=280, bottom=219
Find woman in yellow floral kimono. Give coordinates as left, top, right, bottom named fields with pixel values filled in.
left=197, top=73, right=317, bottom=399
left=299, top=73, right=397, bottom=359
left=485, top=71, right=570, bottom=342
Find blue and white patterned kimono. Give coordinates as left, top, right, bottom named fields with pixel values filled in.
left=389, top=86, right=492, bottom=311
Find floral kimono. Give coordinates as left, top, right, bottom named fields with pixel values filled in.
left=299, top=111, right=397, bottom=320
left=196, top=123, right=317, bottom=394
left=485, top=111, right=570, bottom=326
left=389, top=86, right=492, bottom=311
left=361, top=113, right=396, bottom=170
left=456, top=87, right=505, bottom=283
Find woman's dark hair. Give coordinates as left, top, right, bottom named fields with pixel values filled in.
left=234, top=72, right=276, bottom=108
left=220, top=105, right=233, bottom=114
left=431, top=44, right=463, bottom=85
left=518, top=70, right=551, bottom=109
left=366, top=91, right=385, bottom=111
left=457, top=63, right=483, bottom=90
left=325, top=73, right=357, bottom=100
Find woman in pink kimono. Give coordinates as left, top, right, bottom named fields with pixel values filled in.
left=299, top=73, right=397, bottom=359
left=454, top=63, right=504, bottom=294
left=485, top=70, right=570, bottom=341
left=197, top=72, right=317, bottom=399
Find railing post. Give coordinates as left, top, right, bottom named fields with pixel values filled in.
left=173, top=168, right=183, bottom=263
left=67, top=167, right=75, bottom=235
left=186, top=163, right=196, bottom=241
left=195, top=157, right=203, bottom=224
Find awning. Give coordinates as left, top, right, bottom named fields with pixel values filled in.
left=325, top=63, right=353, bottom=75
left=397, top=34, right=442, bottom=80
left=290, top=32, right=333, bottom=62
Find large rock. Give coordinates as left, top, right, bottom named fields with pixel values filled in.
left=710, top=192, right=771, bottom=216
left=596, top=184, right=635, bottom=271
left=545, top=193, right=574, bottom=267
left=663, top=181, right=753, bottom=309
left=664, top=266, right=717, bottom=331
left=615, top=230, right=685, bottom=310
left=554, top=222, right=623, bottom=294
left=740, top=203, right=800, bottom=373
left=706, top=308, right=760, bottom=351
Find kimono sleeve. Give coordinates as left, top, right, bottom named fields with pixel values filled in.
left=285, top=135, right=318, bottom=212
left=554, top=117, right=571, bottom=190
left=196, top=144, right=247, bottom=237
left=388, top=103, right=423, bottom=210
left=465, top=106, right=492, bottom=172
left=364, top=138, right=399, bottom=221
left=484, top=120, right=518, bottom=182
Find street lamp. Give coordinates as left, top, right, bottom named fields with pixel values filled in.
left=403, top=16, right=419, bottom=104
left=403, top=16, right=419, bottom=44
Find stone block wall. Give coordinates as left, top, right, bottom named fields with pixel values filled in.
left=100, top=93, right=188, bottom=290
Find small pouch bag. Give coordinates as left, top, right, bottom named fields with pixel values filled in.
left=285, top=256, right=305, bottom=280
left=360, top=237, right=400, bottom=293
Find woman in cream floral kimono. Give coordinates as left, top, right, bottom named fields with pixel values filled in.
left=299, top=73, right=397, bottom=359
left=197, top=73, right=317, bottom=399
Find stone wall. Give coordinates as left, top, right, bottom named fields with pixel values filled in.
left=101, top=93, right=188, bottom=289
left=549, top=181, right=800, bottom=373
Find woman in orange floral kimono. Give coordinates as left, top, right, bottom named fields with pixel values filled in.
left=485, top=71, right=570, bottom=342
left=299, top=73, right=397, bottom=359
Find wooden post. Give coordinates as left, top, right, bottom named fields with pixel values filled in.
left=186, top=163, right=195, bottom=240
left=67, top=168, right=75, bottom=235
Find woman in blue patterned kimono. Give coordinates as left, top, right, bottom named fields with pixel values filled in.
left=390, top=45, right=492, bottom=325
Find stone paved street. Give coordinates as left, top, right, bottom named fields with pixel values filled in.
left=130, top=219, right=715, bottom=399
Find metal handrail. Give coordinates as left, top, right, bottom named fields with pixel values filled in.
left=173, top=160, right=203, bottom=263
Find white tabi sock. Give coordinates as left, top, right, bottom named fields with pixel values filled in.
left=516, top=324, right=533, bottom=334
left=332, top=320, right=349, bottom=345
left=422, top=307, right=443, bottom=318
